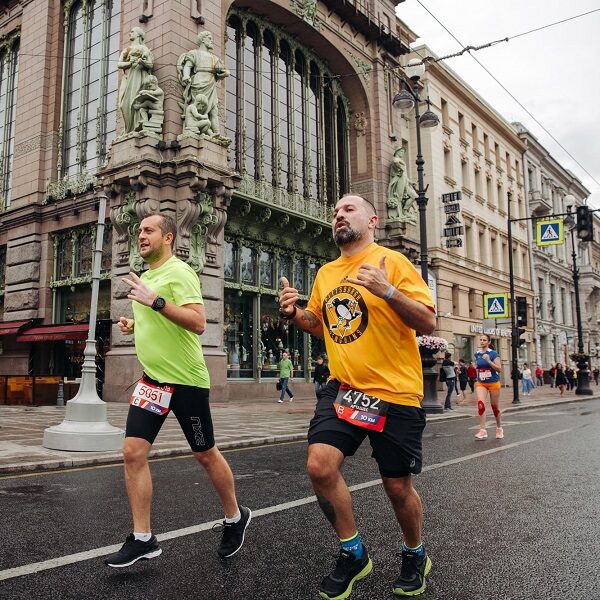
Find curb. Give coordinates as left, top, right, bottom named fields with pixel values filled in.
left=1, top=395, right=597, bottom=477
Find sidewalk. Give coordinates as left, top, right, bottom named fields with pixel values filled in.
left=0, top=384, right=597, bottom=475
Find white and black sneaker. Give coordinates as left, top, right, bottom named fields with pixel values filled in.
left=104, top=534, right=162, bottom=568
left=217, top=506, right=252, bottom=558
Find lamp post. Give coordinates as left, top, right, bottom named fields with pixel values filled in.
left=43, top=190, right=125, bottom=450
left=393, top=58, right=441, bottom=413
left=563, top=200, right=593, bottom=395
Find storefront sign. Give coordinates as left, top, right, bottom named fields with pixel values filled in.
left=470, top=324, right=512, bottom=337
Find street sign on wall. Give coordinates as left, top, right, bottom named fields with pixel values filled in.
left=483, top=293, right=509, bottom=319
left=536, top=219, right=564, bottom=246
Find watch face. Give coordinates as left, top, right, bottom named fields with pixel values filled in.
left=154, top=297, right=166, bottom=310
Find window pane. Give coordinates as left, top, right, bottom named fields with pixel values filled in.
left=240, top=246, right=255, bottom=284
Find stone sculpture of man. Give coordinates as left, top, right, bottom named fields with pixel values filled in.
left=177, top=31, right=229, bottom=137
left=118, top=27, right=155, bottom=134
left=387, top=146, right=418, bottom=223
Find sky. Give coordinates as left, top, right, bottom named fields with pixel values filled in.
left=395, top=0, right=600, bottom=208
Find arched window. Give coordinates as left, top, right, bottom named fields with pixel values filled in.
left=225, top=11, right=350, bottom=219
left=0, top=34, right=19, bottom=211
left=60, top=0, right=120, bottom=177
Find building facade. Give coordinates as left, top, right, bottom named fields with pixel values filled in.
left=514, top=122, right=593, bottom=371
left=1, top=0, right=432, bottom=401
left=410, top=46, right=534, bottom=375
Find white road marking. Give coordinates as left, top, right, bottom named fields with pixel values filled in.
left=0, top=427, right=576, bottom=582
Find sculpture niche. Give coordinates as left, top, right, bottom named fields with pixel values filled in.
left=177, top=31, right=229, bottom=141
left=387, top=146, right=418, bottom=224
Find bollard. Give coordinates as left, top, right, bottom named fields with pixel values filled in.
left=56, top=380, right=65, bottom=407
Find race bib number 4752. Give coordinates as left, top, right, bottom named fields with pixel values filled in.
left=333, top=384, right=389, bottom=433
left=130, top=379, right=174, bottom=416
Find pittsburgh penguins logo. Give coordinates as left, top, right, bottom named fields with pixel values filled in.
left=322, top=285, right=368, bottom=344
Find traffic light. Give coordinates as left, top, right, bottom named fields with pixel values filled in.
left=516, top=296, right=527, bottom=326
left=576, top=205, right=594, bottom=242
left=516, top=296, right=527, bottom=347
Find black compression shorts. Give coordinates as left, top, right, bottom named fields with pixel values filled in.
left=125, top=374, right=215, bottom=453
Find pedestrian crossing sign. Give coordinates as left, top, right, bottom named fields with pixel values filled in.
left=536, top=219, right=564, bottom=246
left=483, top=293, right=509, bottom=319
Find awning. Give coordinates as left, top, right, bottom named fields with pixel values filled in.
left=0, top=320, right=34, bottom=336
left=16, top=323, right=90, bottom=343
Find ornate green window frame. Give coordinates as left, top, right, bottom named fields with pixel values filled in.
left=0, top=31, right=20, bottom=212
left=51, top=224, right=112, bottom=289
left=225, top=9, right=350, bottom=222
left=58, top=0, right=120, bottom=180
left=222, top=235, right=322, bottom=300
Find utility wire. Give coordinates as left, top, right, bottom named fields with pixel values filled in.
left=414, top=0, right=600, bottom=189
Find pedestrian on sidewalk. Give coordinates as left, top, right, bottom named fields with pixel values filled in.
left=521, top=363, right=534, bottom=396
left=467, top=360, right=477, bottom=393
left=555, top=363, right=567, bottom=396
left=105, top=213, right=251, bottom=569
left=535, top=364, right=544, bottom=387
left=473, top=333, right=504, bottom=441
left=549, top=364, right=557, bottom=388
left=565, top=366, right=576, bottom=391
left=277, top=350, right=295, bottom=403
left=593, top=367, right=599, bottom=386
left=457, top=358, right=469, bottom=405
left=279, top=194, right=436, bottom=598
left=313, top=355, right=330, bottom=398
left=441, top=352, right=457, bottom=411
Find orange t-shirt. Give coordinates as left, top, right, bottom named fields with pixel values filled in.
left=307, top=242, right=435, bottom=407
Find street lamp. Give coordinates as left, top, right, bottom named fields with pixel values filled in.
left=43, top=190, right=125, bottom=450
left=393, top=58, right=440, bottom=282
left=393, top=58, right=441, bottom=413
left=563, top=199, right=593, bottom=395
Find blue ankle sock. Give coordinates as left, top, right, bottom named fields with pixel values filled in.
left=340, top=532, right=364, bottom=559
left=403, top=542, right=425, bottom=556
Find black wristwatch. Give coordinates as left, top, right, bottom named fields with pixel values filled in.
left=151, top=296, right=166, bottom=311
left=279, top=305, right=297, bottom=320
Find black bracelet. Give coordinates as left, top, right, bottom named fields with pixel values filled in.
left=279, top=305, right=297, bottom=320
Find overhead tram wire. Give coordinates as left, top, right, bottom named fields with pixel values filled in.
left=413, top=0, right=600, bottom=189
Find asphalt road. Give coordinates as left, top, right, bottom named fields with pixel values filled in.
left=1, top=399, right=599, bottom=600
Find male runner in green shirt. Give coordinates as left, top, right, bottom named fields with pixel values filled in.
left=105, top=213, right=251, bottom=568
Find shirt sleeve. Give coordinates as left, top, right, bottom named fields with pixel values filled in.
left=306, top=270, right=324, bottom=323
left=170, top=266, right=204, bottom=306
left=389, top=251, right=435, bottom=311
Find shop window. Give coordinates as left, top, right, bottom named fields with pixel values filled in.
left=259, top=251, right=274, bottom=288
left=240, top=246, right=256, bottom=284
left=224, top=290, right=254, bottom=378
left=224, top=240, right=237, bottom=281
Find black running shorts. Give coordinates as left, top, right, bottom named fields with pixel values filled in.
left=308, top=380, right=426, bottom=478
left=125, top=374, right=215, bottom=453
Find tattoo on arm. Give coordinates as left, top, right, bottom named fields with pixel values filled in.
left=316, top=493, right=337, bottom=526
left=300, top=309, right=320, bottom=329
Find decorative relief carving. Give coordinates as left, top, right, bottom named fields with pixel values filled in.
left=353, top=112, right=368, bottom=137
left=347, top=51, right=372, bottom=86
left=13, top=132, right=58, bottom=157
left=45, top=170, right=96, bottom=203
left=290, top=0, right=323, bottom=31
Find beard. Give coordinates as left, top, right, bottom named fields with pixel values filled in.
left=334, top=225, right=363, bottom=246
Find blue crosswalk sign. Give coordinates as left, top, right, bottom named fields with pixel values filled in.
left=536, top=219, right=564, bottom=246
left=484, top=293, right=508, bottom=318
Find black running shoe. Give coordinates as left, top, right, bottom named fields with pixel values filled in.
left=104, top=534, right=162, bottom=568
left=319, top=548, right=373, bottom=600
left=393, top=550, right=432, bottom=596
left=217, top=506, right=252, bottom=558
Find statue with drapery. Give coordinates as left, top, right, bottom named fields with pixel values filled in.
left=387, top=146, right=418, bottom=224
left=117, top=27, right=156, bottom=134
left=177, top=31, right=229, bottom=140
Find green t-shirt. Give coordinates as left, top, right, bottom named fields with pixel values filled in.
left=279, top=358, right=293, bottom=378
left=132, top=256, right=210, bottom=388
